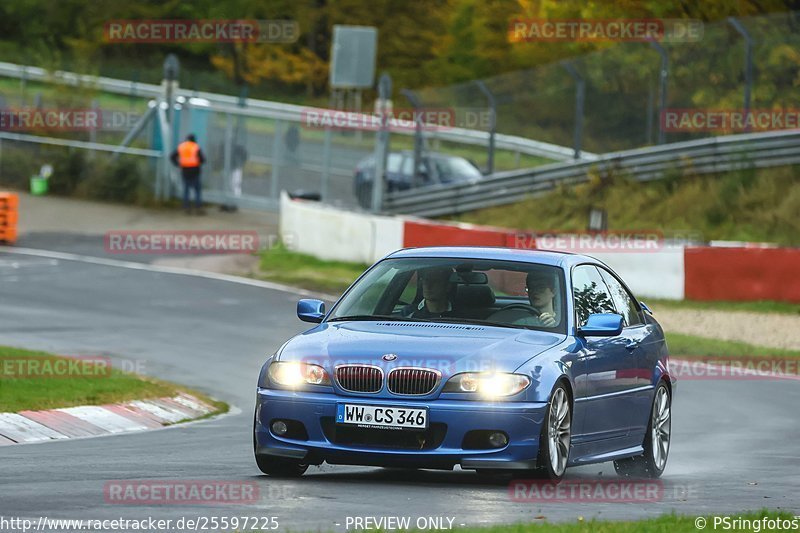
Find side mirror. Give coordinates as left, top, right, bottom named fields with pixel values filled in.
left=297, top=299, right=325, bottom=323
left=639, top=301, right=653, bottom=315
left=578, top=313, right=623, bottom=337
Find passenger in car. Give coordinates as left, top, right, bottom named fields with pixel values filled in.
left=404, top=266, right=455, bottom=319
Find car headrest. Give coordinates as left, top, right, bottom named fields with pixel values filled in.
left=454, top=284, right=496, bottom=308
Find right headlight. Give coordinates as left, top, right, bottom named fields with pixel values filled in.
left=267, top=361, right=330, bottom=388
left=442, top=372, right=531, bottom=399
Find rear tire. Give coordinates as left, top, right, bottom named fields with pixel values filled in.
left=614, top=382, right=671, bottom=478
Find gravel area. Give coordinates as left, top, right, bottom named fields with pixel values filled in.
left=656, top=308, right=800, bottom=351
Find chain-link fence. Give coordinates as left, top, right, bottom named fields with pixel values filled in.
left=414, top=12, right=800, bottom=154
left=1, top=12, right=797, bottom=211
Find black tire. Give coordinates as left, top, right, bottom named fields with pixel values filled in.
left=254, top=454, right=308, bottom=477
left=614, top=382, right=671, bottom=479
left=253, top=411, right=308, bottom=477
left=532, top=382, right=572, bottom=482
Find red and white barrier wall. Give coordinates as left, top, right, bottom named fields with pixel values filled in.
left=281, top=193, right=799, bottom=302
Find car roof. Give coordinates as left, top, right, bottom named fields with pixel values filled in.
left=386, top=246, right=602, bottom=268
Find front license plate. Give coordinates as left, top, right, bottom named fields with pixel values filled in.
left=336, top=404, right=428, bottom=430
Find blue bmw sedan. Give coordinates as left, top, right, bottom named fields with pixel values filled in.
left=254, top=247, right=674, bottom=480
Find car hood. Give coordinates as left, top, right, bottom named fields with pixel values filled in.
left=278, top=320, right=565, bottom=375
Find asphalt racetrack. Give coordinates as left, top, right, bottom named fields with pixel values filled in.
left=1, top=247, right=798, bottom=529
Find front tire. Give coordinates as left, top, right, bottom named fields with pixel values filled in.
left=253, top=411, right=308, bottom=477
left=533, top=383, right=572, bottom=482
left=254, top=454, right=308, bottom=477
left=614, top=382, right=671, bottom=478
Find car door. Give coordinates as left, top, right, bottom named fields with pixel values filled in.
left=598, top=267, right=664, bottom=442
left=570, top=265, right=635, bottom=447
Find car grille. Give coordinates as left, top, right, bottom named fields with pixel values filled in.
left=335, top=365, right=383, bottom=393
left=387, top=368, right=440, bottom=395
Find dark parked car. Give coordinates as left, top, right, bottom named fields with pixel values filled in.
left=354, top=151, right=483, bottom=208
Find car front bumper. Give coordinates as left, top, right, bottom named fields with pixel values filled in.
left=254, top=388, right=548, bottom=470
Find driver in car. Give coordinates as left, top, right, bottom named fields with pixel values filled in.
left=404, top=266, right=454, bottom=319
left=523, top=271, right=558, bottom=327
left=487, top=270, right=558, bottom=327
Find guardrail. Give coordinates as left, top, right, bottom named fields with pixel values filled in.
left=382, top=129, right=800, bottom=217
left=0, top=61, right=589, bottom=162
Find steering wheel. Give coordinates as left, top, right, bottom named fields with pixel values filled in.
left=497, top=303, right=541, bottom=316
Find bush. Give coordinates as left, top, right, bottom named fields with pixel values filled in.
left=0, top=143, right=154, bottom=205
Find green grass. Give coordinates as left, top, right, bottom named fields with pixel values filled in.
left=648, top=298, right=800, bottom=316
left=256, top=242, right=367, bottom=295
left=0, top=77, right=149, bottom=111
left=437, top=511, right=794, bottom=533
left=450, top=164, right=800, bottom=247
left=0, top=345, right=227, bottom=414
left=666, top=332, right=800, bottom=360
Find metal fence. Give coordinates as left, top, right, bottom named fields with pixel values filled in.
left=1, top=11, right=798, bottom=213
left=383, top=129, right=800, bottom=217
left=414, top=12, right=800, bottom=155
left=0, top=61, right=583, bottom=210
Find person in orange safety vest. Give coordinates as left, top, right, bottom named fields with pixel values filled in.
left=170, top=134, right=207, bottom=214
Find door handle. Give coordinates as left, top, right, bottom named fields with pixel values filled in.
left=625, top=341, right=639, bottom=351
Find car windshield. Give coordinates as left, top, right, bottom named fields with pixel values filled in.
left=328, top=257, right=566, bottom=333
left=433, top=157, right=483, bottom=181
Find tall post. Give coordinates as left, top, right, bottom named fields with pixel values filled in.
left=728, top=17, right=753, bottom=131
left=372, top=73, right=392, bottom=213
left=270, top=120, right=283, bottom=200
left=161, top=54, right=180, bottom=200
left=401, top=88, right=423, bottom=186
left=163, top=54, right=180, bottom=131
left=561, top=61, right=584, bottom=160
left=473, top=80, right=496, bottom=175
left=321, top=127, right=332, bottom=201
left=649, top=40, right=669, bottom=144
left=223, top=113, right=233, bottom=201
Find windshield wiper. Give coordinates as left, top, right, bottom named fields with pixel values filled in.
left=327, top=315, right=417, bottom=322
left=422, top=317, right=530, bottom=330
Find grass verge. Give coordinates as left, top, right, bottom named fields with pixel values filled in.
left=256, top=242, right=367, bottom=295
left=449, top=164, right=800, bottom=247
left=647, top=298, right=800, bottom=316
left=666, top=332, right=800, bottom=361
left=442, top=511, right=794, bottom=533
left=0, top=345, right=228, bottom=415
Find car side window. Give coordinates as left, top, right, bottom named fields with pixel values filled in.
left=571, top=265, right=617, bottom=327
left=598, top=268, right=643, bottom=327
left=401, top=156, right=414, bottom=177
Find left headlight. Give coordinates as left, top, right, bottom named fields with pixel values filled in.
left=267, top=361, right=330, bottom=388
left=443, top=372, right=531, bottom=398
